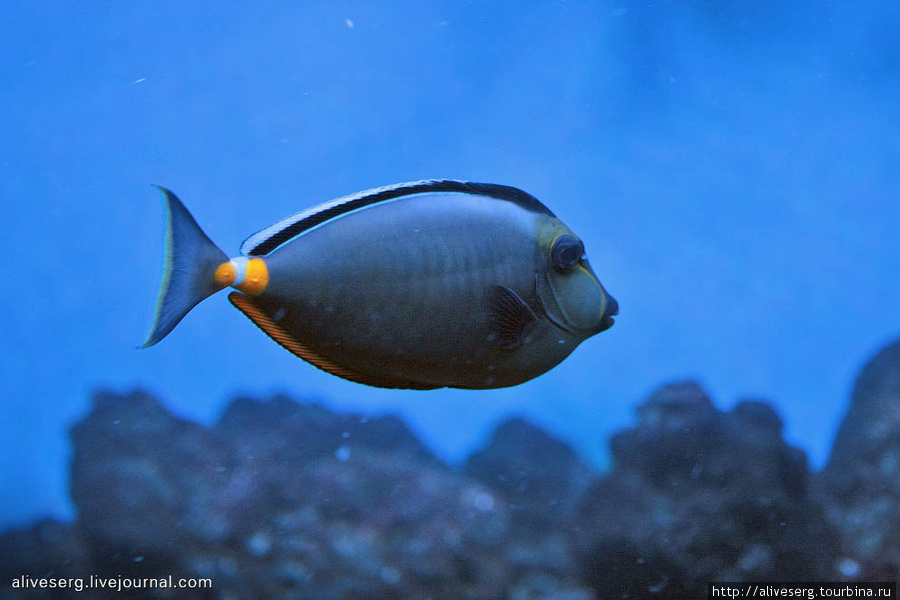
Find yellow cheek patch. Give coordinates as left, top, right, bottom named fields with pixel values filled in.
left=236, top=257, right=269, bottom=296
left=214, top=262, right=237, bottom=287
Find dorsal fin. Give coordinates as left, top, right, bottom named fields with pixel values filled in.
left=228, top=292, right=440, bottom=390
left=241, top=179, right=554, bottom=256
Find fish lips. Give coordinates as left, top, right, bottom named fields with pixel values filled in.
left=595, top=294, right=619, bottom=333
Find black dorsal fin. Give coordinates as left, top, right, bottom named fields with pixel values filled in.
left=241, top=179, right=554, bottom=256
left=489, top=285, right=537, bottom=350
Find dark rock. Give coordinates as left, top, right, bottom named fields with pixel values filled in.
left=69, top=390, right=236, bottom=550
left=55, top=389, right=518, bottom=598
left=820, top=337, right=900, bottom=579
left=217, top=394, right=437, bottom=465
left=466, top=417, right=591, bottom=529
left=5, top=365, right=891, bottom=598
left=575, top=382, right=839, bottom=598
left=508, top=573, right=597, bottom=600
left=465, top=417, right=591, bottom=581
left=201, top=449, right=511, bottom=600
left=0, top=520, right=92, bottom=600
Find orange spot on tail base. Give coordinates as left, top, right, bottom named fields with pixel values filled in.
left=237, top=257, right=269, bottom=296
left=214, top=262, right=237, bottom=287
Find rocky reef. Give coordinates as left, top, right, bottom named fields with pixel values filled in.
left=575, top=383, right=838, bottom=598
left=820, top=338, right=900, bottom=581
left=2, top=338, right=900, bottom=599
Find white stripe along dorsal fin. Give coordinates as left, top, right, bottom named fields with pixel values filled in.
left=241, top=179, right=555, bottom=256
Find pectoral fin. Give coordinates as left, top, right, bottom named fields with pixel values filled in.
left=489, top=285, right=537, bottom=350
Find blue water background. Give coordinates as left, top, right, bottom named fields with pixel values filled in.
left=1, top=1, right=898, bottom=527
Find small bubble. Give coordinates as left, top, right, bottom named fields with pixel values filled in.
left=837, top=557, right=860, bottom=578
left=443, top=529, right=462, bottom=547
left=218, top=556, right=238, bottom=576
left=473, top=492, right=495, bottom=512
left=648, top=576, right=669, bottom=593
left=345, top=18, right=354, bottom=29
left=341, top=431, right=350, bottom=439
left=335, top=446, right=351, bottom=462
left=380, top=567, right=401, bottom=585
left=133, top=556, right=144, bottom=563
left=247, top=532, right=272, bottom=557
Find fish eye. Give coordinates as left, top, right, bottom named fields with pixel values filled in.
left=551, top=235, right=584, bottom=273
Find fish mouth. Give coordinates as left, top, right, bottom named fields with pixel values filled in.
left=596, top=315, right=615, bottom=333
left=594, top=295, right=619, bottom=333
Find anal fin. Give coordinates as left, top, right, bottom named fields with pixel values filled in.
left=228, top=292, right=440, bottom=390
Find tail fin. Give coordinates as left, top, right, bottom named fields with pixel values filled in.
left=141, top=186, right=229, bottom=348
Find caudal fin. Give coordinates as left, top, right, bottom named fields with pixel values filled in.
left=141, top=186, right=229, bottom=348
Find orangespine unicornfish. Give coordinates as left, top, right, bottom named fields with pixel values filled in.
left=142, top=180, right=618, bottom=389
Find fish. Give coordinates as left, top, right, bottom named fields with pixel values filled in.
left=142, top=180, right=618, bottom=389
